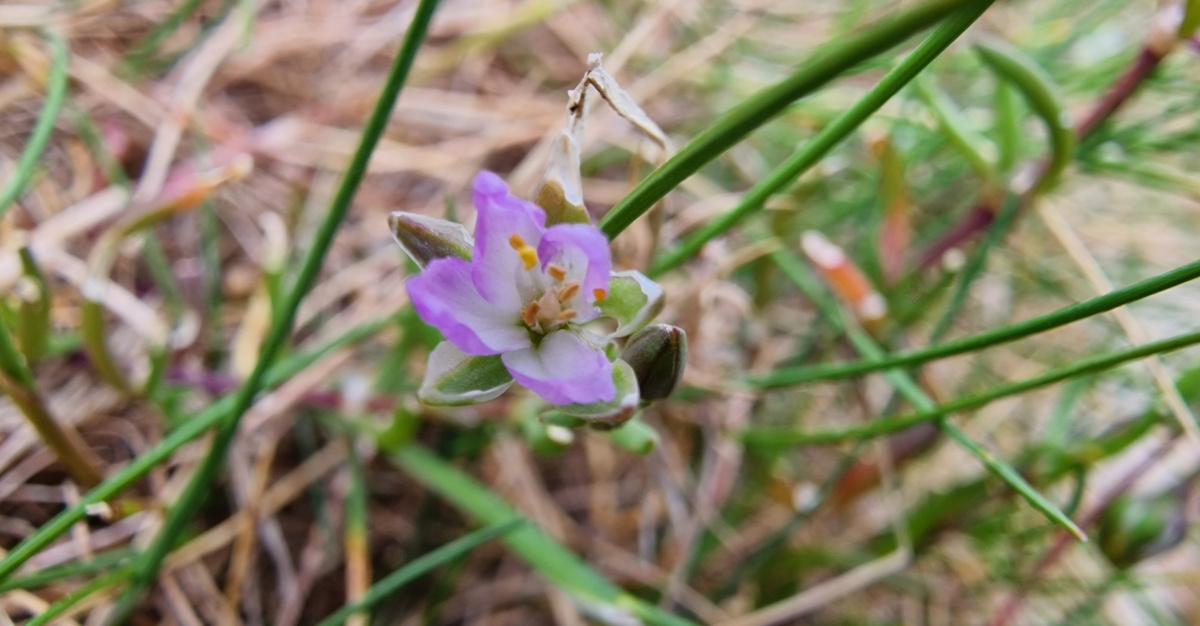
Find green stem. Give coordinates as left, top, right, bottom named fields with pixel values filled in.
left=107, top=3, right=440, bottom=619
left=0, top=315, right=391, bottom=584
left=648, top=3, right=992, bottom=275
left=743, top=328, right=1200, bottom=447
left=768, top=246, right=1085, bottom=540
left=746, top=254, right=1200, bottom=390
left=0, top=30, right=69, bottom=219
left=600, top=0, right=987, bottom=241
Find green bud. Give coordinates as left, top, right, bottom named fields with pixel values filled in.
left=388, top=212, right=473, bottom=268
left=621, top=324, right=686, bottom=401
left=1098, top=481, right=1194, bottom=569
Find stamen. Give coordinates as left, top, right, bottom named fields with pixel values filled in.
left=547, top=264, right=567, bottom=283
left=558, top=310, right=578, bottom=322
left=522, top=301, right=540, bottom=327
left=593, top=289, right=607, bottom=302
left=508, top=234, right=539, bottom=270
left=558, top=282, right=580, bottom=302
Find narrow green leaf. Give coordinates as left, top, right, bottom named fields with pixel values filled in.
left=0, top=30, right=69, bottom=219
left=975, top=38, right=1074, bottom=190
left=747, top=256, right=1200, bottom=388
left=742, top=328, right=1200, bottom=447
left=601, top=0, right=988, bottom=241
left=648, top=2, right=994, bottom=274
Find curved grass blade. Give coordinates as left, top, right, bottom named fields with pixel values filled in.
left=747, top=257, right=1200, bottom=389
left=600, top=0, right=987, bottom=241
left=0, top=30, right=69, bottom=219
left=648, top=2, right=994, bottom=275
left=316, top=519, right=524, bottom=626
left=975, top=38, right=1074, bottom=191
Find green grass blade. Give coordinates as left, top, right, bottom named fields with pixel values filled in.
left=316, top=519, right=524, bottom=626
left=27, top=569, right=129, bottom=626
left=976, top=38, right=1074, bottom=190
left=0, top=30, right=69, bottom=219
left=743, top=328, right=1200, bottom=447
left=109, top=2, right=440, bottom=617
left=0, top=316, right=391, bottom=584
left=600, top=0, right=986, bottom=241
left=768, top=246, right=1087, bottom=540
left=648, top=2, right=993, bottom=275
left=388, top=444, right=698, bottom=626
left=747, top=256, right=1200, bottom=388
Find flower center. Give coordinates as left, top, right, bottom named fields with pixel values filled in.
left=520, top=261, right=583, bottom=334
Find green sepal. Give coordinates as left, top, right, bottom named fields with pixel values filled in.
left=597, top=270, right=663, bottom=338
left=388, top=212, right=473, bottom=268
left=536, top=180, right=591, bottom=226
left=418, top=341, right=513, bottom=406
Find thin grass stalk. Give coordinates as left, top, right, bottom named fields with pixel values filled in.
left=0, top=30, right=69, bottom=219
left=601, top=0, right=988, bottom=241
left=743, top=328, right=1200, bottom=447
left=107, top=3, right=441, bottom=618
left=648, top=3, right=992, bottom=275
left=27, top=569, right=129, bottom=626
left=747, top=223, right=1200, bottom=389
left=768, top=246, right=1086, bottom=540
left=0, top=550, right=130, bottom=593
left=0, top=315, right=392, bottom=583
left=316, top=519, right=523, bottom=626
left=0, top=319, right=104, bottom=488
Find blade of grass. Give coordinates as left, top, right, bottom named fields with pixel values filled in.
left=745, top=254, right=1200, bottom=389
left=108, top=2, right=440, bottom=618
left=0, top=315, right=391, bottom=583
left=0, top=318, right=104, bottom=488
left=388, top=444, right=699, bottom=626
left=0, top=549, right=130, bottom=593
left=743, top=328, right=1200, bottom=447
left=648, top=3, right=994, bottom=275
left=0, top=30, right=69, bottom=219
left=600, top=0, right=989, bottom=240
left=316, top=519, right=524, bottom=626
left=767, top=246, right=1087, bottom=540
left=27, top=569, right=129, bottom=626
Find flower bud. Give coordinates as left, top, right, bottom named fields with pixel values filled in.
left=1098, top=481, right=1194, bottom=569
left=621, top=324, right=687, bottom=401
left=388, top=212, right=473, bottom=268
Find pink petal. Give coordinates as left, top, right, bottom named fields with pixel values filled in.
left=408, top=258, right=531, bottom=356
left=537, top=224, right=612, bottom=320
left=471, top=171, right=547, bottom=310
left=501, top=330, right=616, bottom=405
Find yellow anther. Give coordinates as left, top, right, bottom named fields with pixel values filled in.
left=593, top=289, right=607, bottom=302
left=508, top=234, right=539, bottom=270
left=558, top=282, right=580, bottom=303
left=547, top=264, right=567, bottom=283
